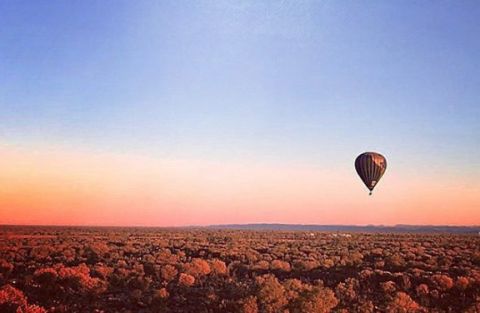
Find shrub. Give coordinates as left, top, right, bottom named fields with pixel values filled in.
left=431, top=274, right=454, bottom=291
left=271, top=260, right=291, bottom=272
left=240, top=296, right=258, bottom=313
left=292, top=286, right=338, bottom=313
left=455, top=276, right=469, bottom=290
left=209, top=259, right=227, bottom=275
left=381, top=281, right=396, bottom=294
left=385, top=292, right=421, bottom=313
left=0, top=285, right=47, bottom=313
left=183, top=258, right=211, bottom=277
left=0, top=259, right=14, bottom=278
left=256, top=274, right=287, bottom=313
left=160, top=264, right=178, bottom=282
left=178, top=273, right=195, bottom=286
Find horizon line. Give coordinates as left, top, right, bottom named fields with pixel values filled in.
left=1, top=223, right=479, bottom=228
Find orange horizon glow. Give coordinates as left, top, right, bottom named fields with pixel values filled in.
left=0, top=143, right=479, bottom=227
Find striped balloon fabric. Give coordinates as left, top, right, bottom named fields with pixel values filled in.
left=355, top=152, right=387, bottom=195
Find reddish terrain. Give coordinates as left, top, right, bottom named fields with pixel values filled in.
left=0, top=226, right=479, bottom=312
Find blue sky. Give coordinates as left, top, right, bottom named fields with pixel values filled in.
left=1, top=0, right=479, bottom=173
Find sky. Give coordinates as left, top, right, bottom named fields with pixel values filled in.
left=0, top=1, right=479, bottom=226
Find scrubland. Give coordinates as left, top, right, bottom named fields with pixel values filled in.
left=0, top=226, right=479, bottom=312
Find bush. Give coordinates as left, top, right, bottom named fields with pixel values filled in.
left=256, top=274, right=287, bottom=313
left=385, top=292, right=421, bottom=313
left=292, top=286, right=338, bottom=313
left=0, top=285, right=47, bottom=313
left=178, top=273, right=195, bottom=286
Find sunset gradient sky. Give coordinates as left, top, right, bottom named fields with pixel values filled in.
left=1, top=1, right=479, bottom=226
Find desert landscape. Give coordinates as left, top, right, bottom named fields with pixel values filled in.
left=1, top=226, right=479, bottom=313
left=2, top=1, right=480, bottom=312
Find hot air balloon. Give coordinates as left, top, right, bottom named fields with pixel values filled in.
left=355, top=152, right=387, bottom=195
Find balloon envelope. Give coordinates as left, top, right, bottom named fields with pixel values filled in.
left=355, top=152, right=387, bottom=194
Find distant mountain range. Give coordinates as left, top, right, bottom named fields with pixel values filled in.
left=1, top=224, right=479, bottom=234
left=206, top=223, right=480, bottom=234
